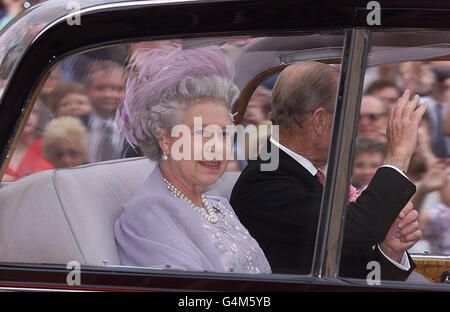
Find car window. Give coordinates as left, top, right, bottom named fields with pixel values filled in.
left=1, top=44, right=131, bottom=181
left=226, top=73, right=277, bottom=172
left=0, top=0, right=164, bottom=97
left=2, top=29, right=449, bottom=290
left=344, top=55, right=450, bottom=286
left=0, top=35, right=346, bottom=280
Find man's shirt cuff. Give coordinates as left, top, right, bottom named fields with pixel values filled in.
left=377, top=244, right=411, bottom=271
left=381, top=165, right=410, bottom=181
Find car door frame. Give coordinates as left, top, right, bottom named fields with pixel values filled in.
left=0, top=0, right=450, bottom=291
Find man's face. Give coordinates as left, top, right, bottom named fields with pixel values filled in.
left=358, top=96, right=389, bottom=142
left=88, top=69, right=126, bottom=118
left=372, top=87, right=399, bottom=110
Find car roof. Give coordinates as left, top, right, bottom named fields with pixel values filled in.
left=0, top=0, right=197, bottom=87
left=1, top=0, right=450, bottom=90
left=231, top=32, right=450, bottom=91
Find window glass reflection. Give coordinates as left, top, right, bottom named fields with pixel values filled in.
left=346, top=60, right=450, bottom=285
left=1, top=36, right=345, bottom=278
left=359, top=61, right=450, bottom=258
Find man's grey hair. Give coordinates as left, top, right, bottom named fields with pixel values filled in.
left=270, top=62, right=339, bottom=128
left=137, top=75, right=239, bottom=160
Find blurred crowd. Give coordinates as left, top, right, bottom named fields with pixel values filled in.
left=0, top=0, right=42, bottom=30
left=1, top=32, right=449, bottom=254
left=355, top=62, right=450, bottom=255
left=4, top=43, right=144, bottom=181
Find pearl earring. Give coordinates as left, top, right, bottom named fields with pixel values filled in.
left=162, top=151, right=168, bottom=161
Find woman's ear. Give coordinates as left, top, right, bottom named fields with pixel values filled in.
left=158, top=128, right=170, bottom=155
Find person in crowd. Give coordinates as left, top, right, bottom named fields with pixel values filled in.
left=351, top=137, right=386, bottom=191
left=441, top=76, right=450, bottom=136
left=40, top=68, right=64, bottom=105
left=3, top=110, right=53, bottom=181
left=363, top=64, right=397, bottom=91
left=365, top=79, right=401, bottom=110
left=409, top=113, right=442, bottom=208
left=113, top=46, right=271, bottom=273
left=230, top=61, right=425, bottom=280
left=419, top=67, right=450, bottom=157
left=60, top=45, right=131, bottom=83
left=42, top=116, right=89, bottom=169
left=0, top=0, right=30, bottom=30
left=47, top=82, right=92, bottom=119
left=230, top=85, right=273, bottom=171
left=397, top=61, right=434, bottom=96
left=419, top=161, right=450, bottom=254
left=33, top=67, right=64, bottom=135
left=84, top=59, right=128, bottom=162
left=404, top=112, right=449, bottom=254
left=242, top=85, right=272, bottom=128
left=357, top=95, right=390, bottom=143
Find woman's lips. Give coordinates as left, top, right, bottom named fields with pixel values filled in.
left=199, top=161, right=222, bottom=170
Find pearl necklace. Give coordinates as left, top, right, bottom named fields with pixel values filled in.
left=163, top=178, right=218, bottom=224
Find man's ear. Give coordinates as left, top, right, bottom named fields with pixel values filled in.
left=311, top=107, right=327, bottom=135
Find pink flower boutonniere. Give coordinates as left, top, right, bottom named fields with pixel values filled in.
left=348, top=185, right=360, bottom=203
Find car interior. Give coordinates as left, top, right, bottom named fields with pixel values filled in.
left=0, top=30, right=449, bottom=285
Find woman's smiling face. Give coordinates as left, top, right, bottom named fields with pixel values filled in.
left=163, top=98, right=233, bottom=189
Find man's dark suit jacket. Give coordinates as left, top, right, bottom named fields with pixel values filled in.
left=230, top=140, right=416, bottom=280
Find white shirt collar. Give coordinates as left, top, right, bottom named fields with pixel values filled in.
left=269, top=137, right=317, bottom=176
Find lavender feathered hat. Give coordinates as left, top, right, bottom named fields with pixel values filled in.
left=115, top=45, right=236, bottom=149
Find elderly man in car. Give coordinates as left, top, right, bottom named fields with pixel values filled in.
left=231, top=61, right=426, bottom=280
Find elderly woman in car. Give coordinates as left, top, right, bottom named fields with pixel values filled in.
left=113, top=46, right=270, bottom=273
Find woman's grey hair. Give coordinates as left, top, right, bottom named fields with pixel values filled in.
left=137, top=75, right=239, bottom=160
left=270, top=61, right=339, bottom=128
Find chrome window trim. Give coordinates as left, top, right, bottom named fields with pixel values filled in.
left=313, top=28, right=370, bottom=278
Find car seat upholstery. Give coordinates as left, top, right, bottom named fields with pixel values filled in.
left=0, top=157, right=241, bottom=266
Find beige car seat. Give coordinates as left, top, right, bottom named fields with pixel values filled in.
left=0, top=157, right=241, bottom=266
